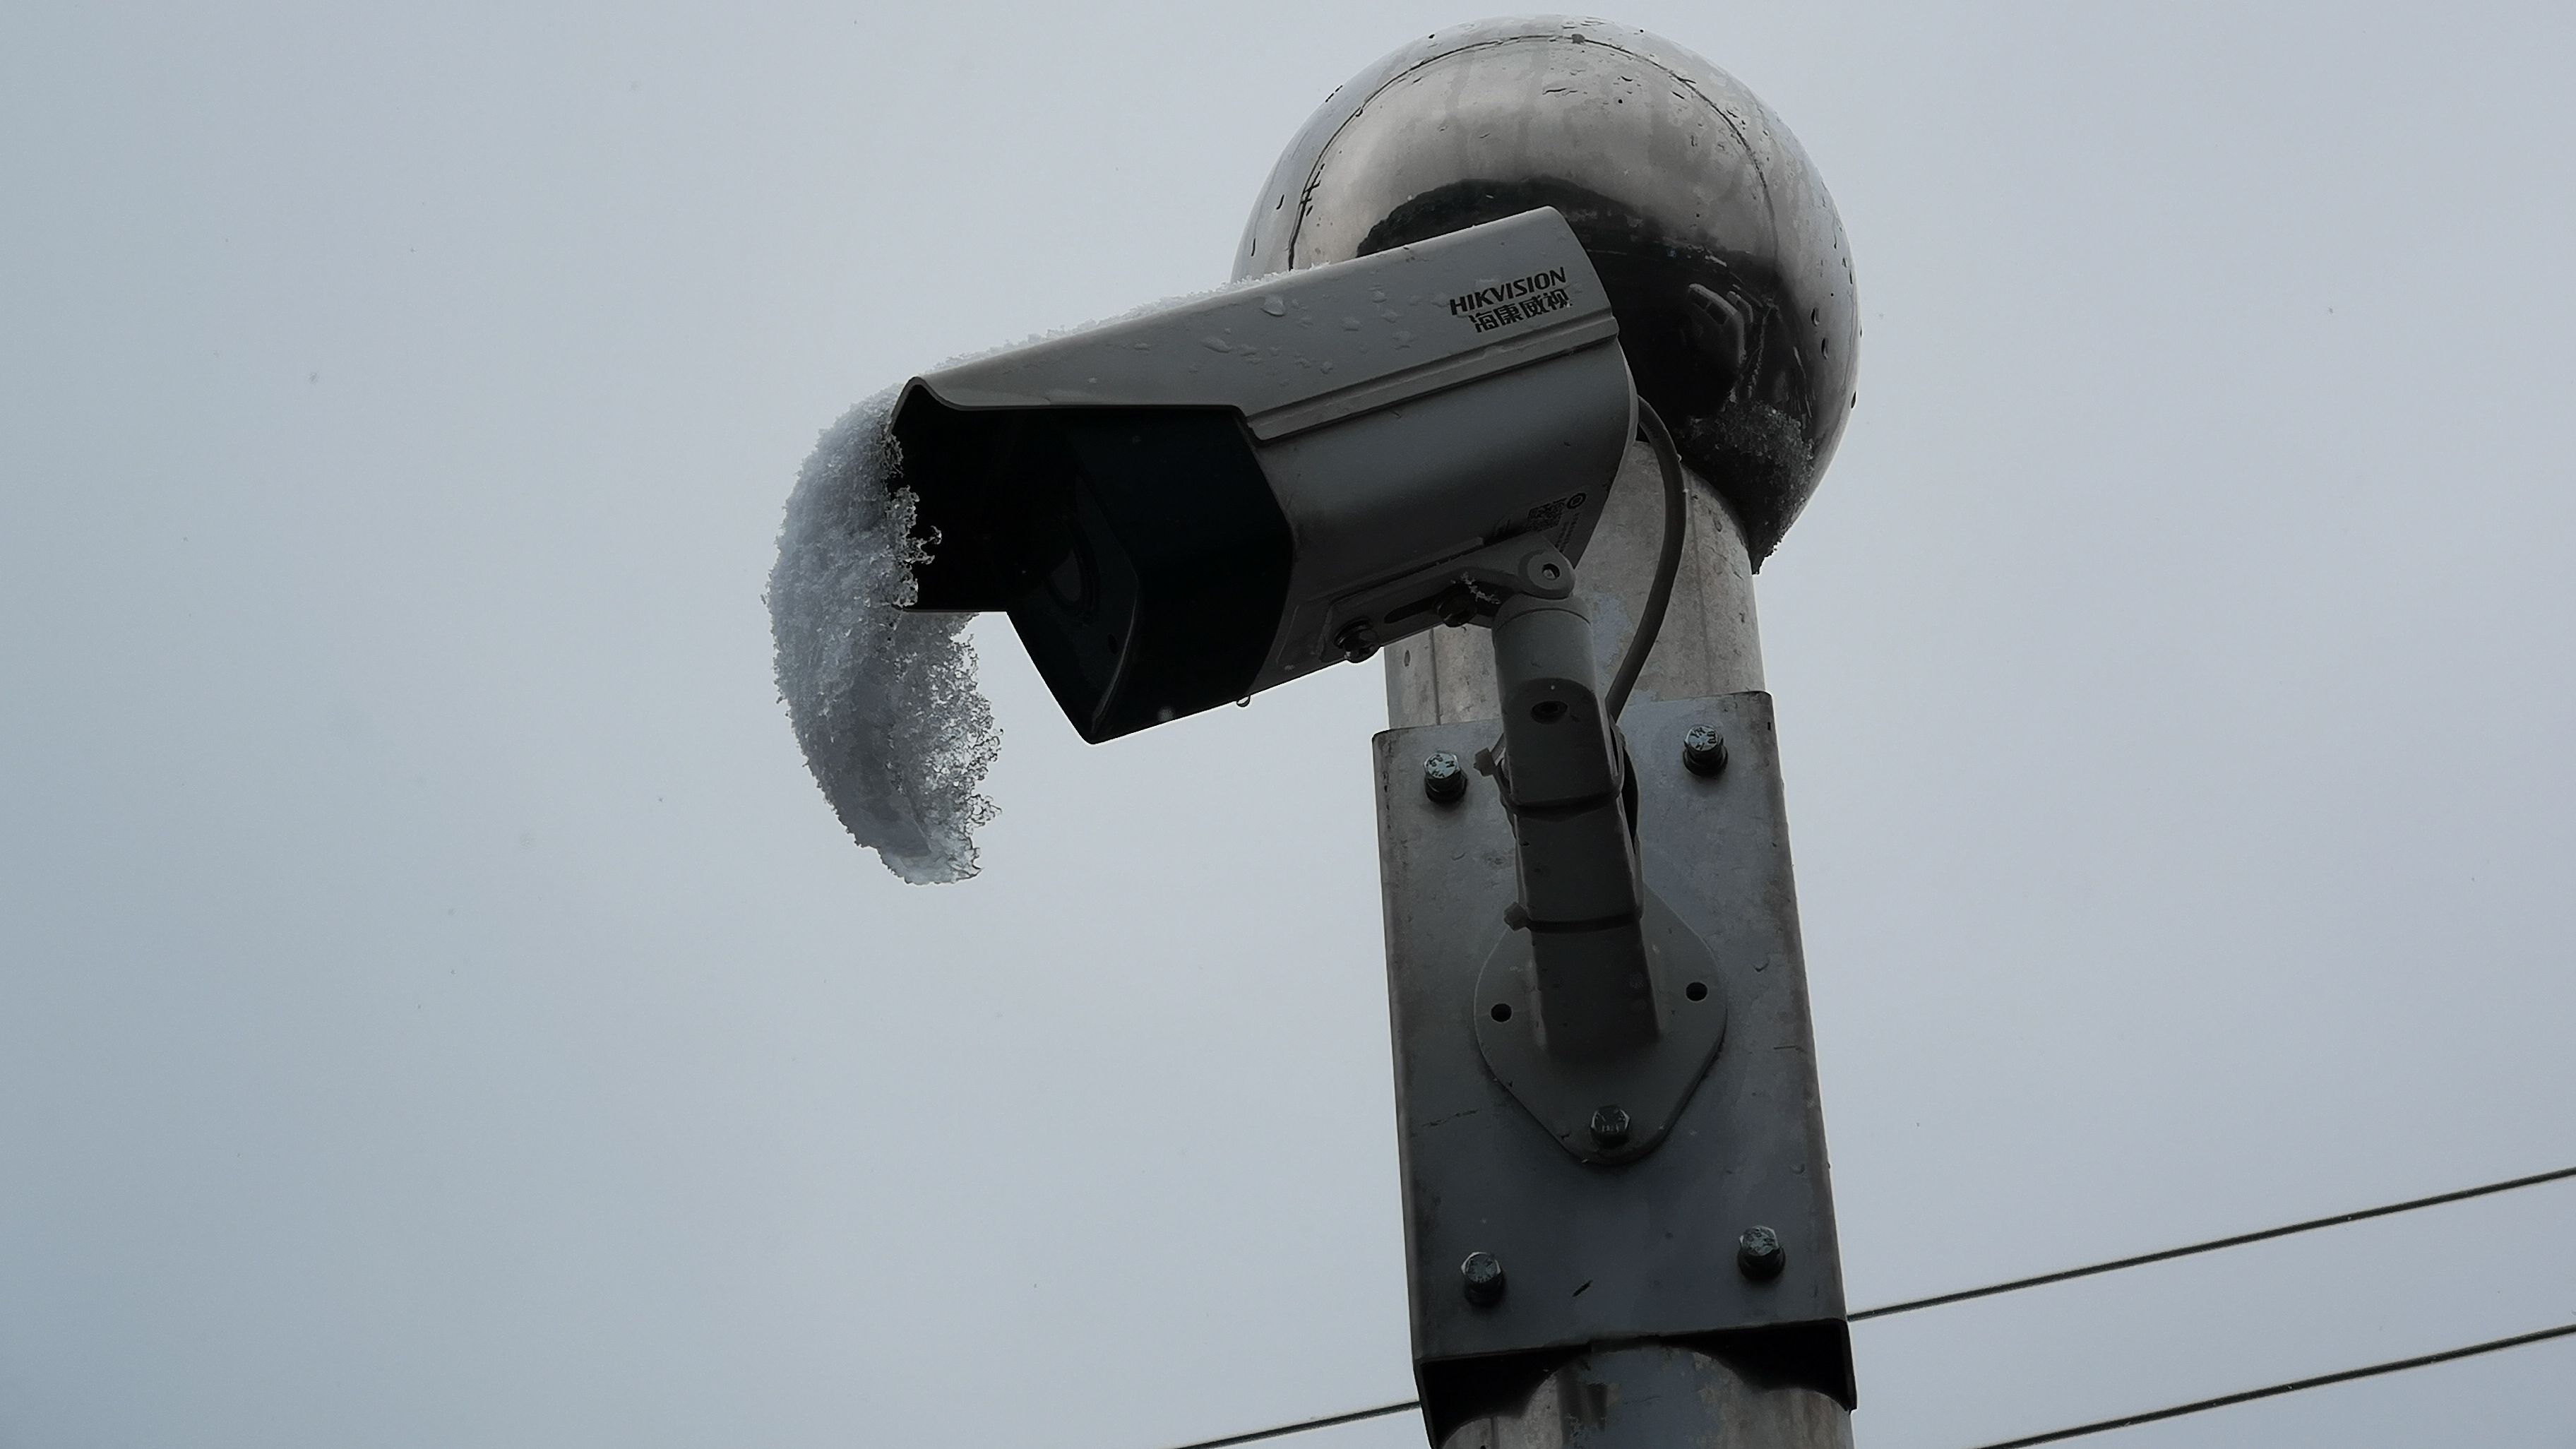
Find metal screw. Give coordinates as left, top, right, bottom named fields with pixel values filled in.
left=1434, top=584, right=1480, bottom=628
left=1736, top=1224, right=1785, bottom=1281
left=1683, top=724, right=1728, bottom=777
left=1335, top=621, right=1379, bottom=664
left=1589, top=1105, right=1632, bottom=1148
left=1460, top=1251, right=1507, bottom=1306
left=1423, top=751, right=1466, bottom=804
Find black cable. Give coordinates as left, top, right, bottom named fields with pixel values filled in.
left=1163, top=1323, right=2576, bottom=1449
left=1159, top=1400, right=1417, bottom=1449
left=1850, top=1162, right=2576, bottom=1321
left=1152, top=1160, right=2576, bottom=1449
left=1962, top=1320, right=2576, bottom=1449
left=1603, top=399, right=1686, bottom=720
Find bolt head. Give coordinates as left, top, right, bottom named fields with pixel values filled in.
left=1423, top=751, right=1466, bottom=803
left=1434, top=583, right=1480, bottom=628
left=1588, top=1105, right=1633, bottom=1147
left=1683, top=724, right=1729, bottom=777
left=1736, top=1224, right=1785, bottom=1281
left=1335, top=622, right=1379, bottom=664
left=1460, top=1251, right=1507, bottom=1306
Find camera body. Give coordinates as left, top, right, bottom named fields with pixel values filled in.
left=891, top=207, right=1633, bottom=742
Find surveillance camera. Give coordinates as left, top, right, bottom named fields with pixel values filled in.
left=888, top=206, right=1634, bottom=743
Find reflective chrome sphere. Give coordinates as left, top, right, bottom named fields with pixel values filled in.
left=1236, top=17, right=1857, bottom=564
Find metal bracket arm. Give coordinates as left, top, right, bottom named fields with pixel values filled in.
left=1471, top=550, right=1727, bottom=1163
left=1486, top=573, right=1654, bottom=1060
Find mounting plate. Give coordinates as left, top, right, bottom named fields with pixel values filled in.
left=1372, top=692, right=1846, bottom=1369
left=1472, top=888, right=1727, bottom=1166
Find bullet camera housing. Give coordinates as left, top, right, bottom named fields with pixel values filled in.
left=890, top=207, right=1634, bottom=742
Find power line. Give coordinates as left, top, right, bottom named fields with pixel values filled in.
left=1165, top=1322, right=2576, bottom=1449
left=1152, top=1160, right=2576, bottom=1449
left=1164, top=1400, right=1417, bottom=1449
left=1964, top=1320, right=2576, bottom=1448
left=1852, top=1162, right=2576, bottom=1321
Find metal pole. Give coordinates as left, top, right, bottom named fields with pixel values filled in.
left=1378, top=441, right=1854, bottom=1449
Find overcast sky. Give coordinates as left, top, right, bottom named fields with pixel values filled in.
left=4, top=3, right=2573, bottom=1447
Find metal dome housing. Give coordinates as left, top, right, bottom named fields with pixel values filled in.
left=1236, top=16, right=1857, bottom=564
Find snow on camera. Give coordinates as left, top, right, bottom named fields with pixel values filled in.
left=768, top=389, right=1000, bottom=884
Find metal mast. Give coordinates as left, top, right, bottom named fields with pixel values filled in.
left=1233, top=20, right=1864, bottom=1443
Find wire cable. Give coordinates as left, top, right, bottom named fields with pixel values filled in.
left=1160, top=1399, right=1417, bottom=1449
left=1150, top=1160, right=2576, bottom=1449
left=1603, top=399, right=1686, bottom=720
left=1162, top=1323, right=2576, bottom=1449
left=1850, top=1162, right=2576, bottom=1321
left=1962, top=1320, right=2576, bottom=1449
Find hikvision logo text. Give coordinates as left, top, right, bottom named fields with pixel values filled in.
left=1447, top=268, right=1570, bottom=316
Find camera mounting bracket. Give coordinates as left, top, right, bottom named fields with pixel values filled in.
left=1328, top=533, right=1578, bottom=662
left=1469, top=547, right=1727, bottom=1163
left=1370, top=693, right=1844, bottom=1371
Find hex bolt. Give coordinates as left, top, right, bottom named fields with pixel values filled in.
left=1460, top=1251, right=1507, bottom=1306
left=1589, top=1105, right=1632, bottom=1148
left=1423, top=751, right=1467, bottom=804
left=1683, top=724, right=1729, bottom=777
left=1335, top=621, right=1380, bottom=664
left=1736, top=1224, right=1785, bottom=1282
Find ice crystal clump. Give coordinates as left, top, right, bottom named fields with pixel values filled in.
left=768, top=388, right=1000, bottom=884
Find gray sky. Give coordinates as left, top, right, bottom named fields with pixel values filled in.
left=4, top=3, right=2572, bottom=1446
